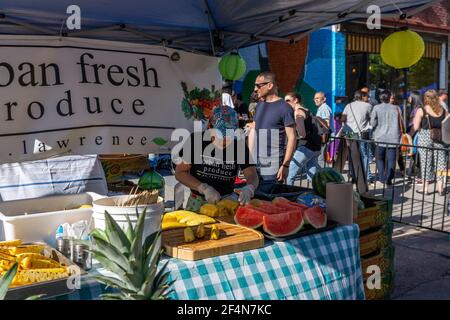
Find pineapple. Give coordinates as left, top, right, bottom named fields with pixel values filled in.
left=210, top=225, right=220, bottom=240
left=89, top=209, right=174, bottom=300
left=195, top=224, right=205, bottom=239
left=184, top=227, right=196, bottom=243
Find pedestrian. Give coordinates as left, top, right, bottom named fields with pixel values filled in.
left=251, top=72, right=296, bottom=183
left=361, top=86, right=379, bottom=107
left=174, top=105, right=259, bottom=211
left=342, top=90, right=374, bottom=184
left=439, top=89, right=448, bottom=112
left=314, top=92, right=332, bottom=125
left=284, top=92, right=321, bottom=185
left=411, top=89, right=448, bottom=195
left=314, top=91, right=332, bottom=165
left=370, top=90, right=401, bottom=186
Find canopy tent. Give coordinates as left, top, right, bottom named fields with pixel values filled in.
left=0, top=0, right=439, bottom=56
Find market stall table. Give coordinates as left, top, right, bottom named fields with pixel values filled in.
left=55, top=224, right=365, bottom=300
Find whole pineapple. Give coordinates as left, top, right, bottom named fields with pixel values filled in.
left=90, top=209, right=174, bottom=300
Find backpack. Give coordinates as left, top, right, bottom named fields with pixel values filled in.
left=297, top=107, right=330, bottom=151
left=311, top=115, right=331, bottom=145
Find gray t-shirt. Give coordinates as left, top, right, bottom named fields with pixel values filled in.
left=342, top=101, right=372, bottom=133
left=370, top=103, right=401, bottom=145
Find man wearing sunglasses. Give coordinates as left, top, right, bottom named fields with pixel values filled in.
left=250, top=72, right=296, bottom=183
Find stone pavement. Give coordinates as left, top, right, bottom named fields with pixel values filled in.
left=392, top=223, right=450, bottom=300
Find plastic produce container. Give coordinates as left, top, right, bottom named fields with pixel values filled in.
left=0, top=192, right=104, bottom=246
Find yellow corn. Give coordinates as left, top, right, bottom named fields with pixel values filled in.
left=8, top=244, right=44, bottom=255
left=0, top=239, right=22, bottom=248
left=11, top=267, right=69, bottom=286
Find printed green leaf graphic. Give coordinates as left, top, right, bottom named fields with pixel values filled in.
left=153, top=137, right=168, bottom=146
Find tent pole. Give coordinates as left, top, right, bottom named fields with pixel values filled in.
left=204, top=0, right=217, bottom=56
left=3, top=16, right=54, bottom=35
left=293, top=0, right=375, bottom=42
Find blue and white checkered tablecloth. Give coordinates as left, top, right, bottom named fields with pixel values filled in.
left=58, top=224, right=365, bottom=300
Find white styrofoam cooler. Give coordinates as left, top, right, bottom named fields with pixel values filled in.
left=0, top=192, right=104, bottom=246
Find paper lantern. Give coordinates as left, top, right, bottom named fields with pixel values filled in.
left=380, top=30, right=425, bottom=69
left=219, top=53, right=246, bottom=80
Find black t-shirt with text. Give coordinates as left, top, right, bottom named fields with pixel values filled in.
left=178, top=132, right=255, bottom=196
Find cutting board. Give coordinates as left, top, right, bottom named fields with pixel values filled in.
left=162, top=221, right=264, bottom=261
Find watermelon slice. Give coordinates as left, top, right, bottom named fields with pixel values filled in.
left=304, top=206, right=327, bottom=229
left=272, top=197, right=309, bottom=210
left=234, top=206, right=267, bottom=229
left=248, top=199, right=280, bottom=214
left=262, top=210, right=304, bottom=237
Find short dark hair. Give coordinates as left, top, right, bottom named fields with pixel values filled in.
left=257, top=71, right=277, bottom=84
left=439, top=89, right=448, bottom=96
left=379, top=90, right=392, bottom=103
left=354, top=90, right=367, bottom=101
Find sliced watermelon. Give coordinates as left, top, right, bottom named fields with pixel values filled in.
left=304, top=206, right=327, bottom=229
left=272, top=197, right=308, bottom=210
left=262, top=210, right=304, bottom=237
left=248, top=199, right=281, bottom=214
left=234, top=206, right=267, bottom=229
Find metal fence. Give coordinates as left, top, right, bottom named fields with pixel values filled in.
left=291, top=136, right=450, bottom=234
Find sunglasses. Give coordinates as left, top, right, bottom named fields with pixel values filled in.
left=255, top=82, right=270, bottom=89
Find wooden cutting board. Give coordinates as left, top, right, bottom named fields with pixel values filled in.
left=162, top=221, right=264, bottom=261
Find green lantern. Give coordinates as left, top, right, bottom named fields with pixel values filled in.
left=380, top=30, right=425, bottom=69
left=219, top=53, right=246, bottom=80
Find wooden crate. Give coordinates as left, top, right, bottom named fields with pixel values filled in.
left=360, top=222, right=393, bottom=258
left=354, top=195, right=392, bottom=232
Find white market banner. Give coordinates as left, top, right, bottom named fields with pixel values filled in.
left=0, top=36, right=221, bottom=163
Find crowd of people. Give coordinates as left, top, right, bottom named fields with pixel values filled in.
left=172, top=71, right=449, bottom=211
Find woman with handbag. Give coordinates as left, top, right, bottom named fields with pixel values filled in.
left=411, top=89, right=448, bottom=196
left=370, top=90, right=401, bottom=186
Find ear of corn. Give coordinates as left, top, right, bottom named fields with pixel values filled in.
left=11, top=268, right=69, bottom=286
left=8, top=244, right=44, bottom=255
left=0, top=240, right=22, bottom=248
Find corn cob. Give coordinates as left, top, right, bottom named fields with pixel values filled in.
left=11, top=267, right=69, bottom=286
left=20, top=256, right=61, bottom=270
left=0, top=239, right=22, bottom=247
left=8, top=244, right=44, bottom=255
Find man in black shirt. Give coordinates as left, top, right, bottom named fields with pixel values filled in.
left=174, top=106, right=259, bottom=211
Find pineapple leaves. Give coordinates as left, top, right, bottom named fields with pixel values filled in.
left=104, top=210, right=131, bottom=253
left=90, top=229, right=108, bottom=243
left=125, top=214, right=136, bottom=243
left=89, top=237, right=130, bottom=271
left=90, top=205, right=174, bottom=300
left=92, top=275, right=137, bottom=293
left=0, top=262, right=18, bottom=300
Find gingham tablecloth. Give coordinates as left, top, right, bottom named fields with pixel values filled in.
left=57, top=224, right=365, bottom=300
